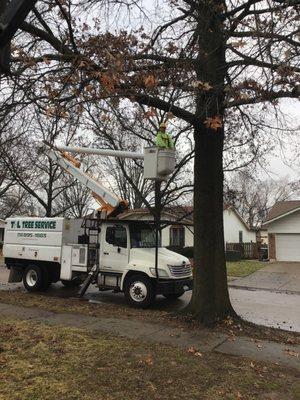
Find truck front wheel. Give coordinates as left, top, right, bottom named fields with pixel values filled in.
left=23, top=265, right=48, bottom=292
left=124, top=274, right=155, bottom=308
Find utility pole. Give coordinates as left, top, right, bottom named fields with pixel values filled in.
left=154, top=180, right=162, bottom=280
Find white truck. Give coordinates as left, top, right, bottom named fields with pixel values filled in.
left=3, top=216, right=193, bottom=307
left=3, top=142, right=193, bottom=307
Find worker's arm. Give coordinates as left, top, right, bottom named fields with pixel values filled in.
left=156, top=132, right=166, bottom=148
left=168, top=135, right=175, bottom=149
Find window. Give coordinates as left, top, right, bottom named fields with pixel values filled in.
left=170, top=226, right=185, bottom=247
left=239, top=230, right=243, bottom=243
left=106, top=226, right=127, bottom=248
left=130, top=224, right=160, bottom=248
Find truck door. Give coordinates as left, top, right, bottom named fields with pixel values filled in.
left=100, top=224, right=129, bottom=272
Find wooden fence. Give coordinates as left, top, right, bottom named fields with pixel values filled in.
left=226, top=242, right=259, bottom=259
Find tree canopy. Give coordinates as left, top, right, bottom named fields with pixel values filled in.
left=0, top=0, right=299, bottom=323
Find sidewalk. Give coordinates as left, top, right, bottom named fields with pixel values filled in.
left=0, top=302, right=299, bottom=371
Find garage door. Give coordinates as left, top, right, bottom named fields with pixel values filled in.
left=276, top=234, right=300, bottom=261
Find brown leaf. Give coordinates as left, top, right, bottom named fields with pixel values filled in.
left=166, top=111, right=174, bottom=120
left=187, top=347, right=202, bottom=357
left=194, top=351, right=203, bottom=357
left=43, top=57, right=51, bottom=65
left=143, top=109, right=156, bottom=119
left=231, top=40, right=247, bottom=48
left=187, top=346, right=197, bottom=354
left=191, top=80, right=212, bottom=91
left=147, top=381, right=157, bottom=391
left=100, top=74, right=116, bottom=92
left=284, top=348, right=299, bottom=357
left=204, top=116, right=223, bottom=130
left=144, top=75, right=157, bottom=88
left=144, top=354, right=153, bottom=365
left=78, top=60, right=88, bottom=69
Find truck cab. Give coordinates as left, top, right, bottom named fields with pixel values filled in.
left=3, top=217, right=193, bottom=308
left=97, top=220, right=193, bottom=306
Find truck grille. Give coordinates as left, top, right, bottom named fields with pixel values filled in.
left=169, top=263, right=192, bottom=277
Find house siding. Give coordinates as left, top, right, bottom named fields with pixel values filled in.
left=162, top=210, right=255, bottom=247
left=268, top=210, right=300, bottom=233
left=161, top=227, right=170, bottom=246
left=223, top=209, right=256, bottom=243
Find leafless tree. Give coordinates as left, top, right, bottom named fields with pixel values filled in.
left=225, top=172, right=300, bottom=228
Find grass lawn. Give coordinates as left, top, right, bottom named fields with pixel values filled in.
left=0, top=290, right=299, bottom=346
left=0, top=318, right=299, bottom=400
left=226, top=261, right=266, bottom=277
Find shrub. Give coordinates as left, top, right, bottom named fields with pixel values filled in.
left=167, top=246, right=194, bottom=259
left=181, top=247, right=194, bottom=259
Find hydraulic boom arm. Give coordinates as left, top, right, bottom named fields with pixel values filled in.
left=43, top=142, right=128, bottom=217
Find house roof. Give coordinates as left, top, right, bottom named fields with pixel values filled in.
left=264, top=200, right=300, bottom=224
left=118, top=205, right=252, bottom=230
left=118, top=207, right=193, bottom=225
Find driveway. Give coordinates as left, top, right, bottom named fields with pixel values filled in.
left=230, top=262, right=300, bottom=293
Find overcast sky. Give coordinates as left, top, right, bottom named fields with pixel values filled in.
left=261, top=99, right=300, bottom=181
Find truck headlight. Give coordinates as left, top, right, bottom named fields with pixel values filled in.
left=150, top=268, right=169, bottom=278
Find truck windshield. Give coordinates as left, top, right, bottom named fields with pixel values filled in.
left=130, top=224, right=161, bottom=248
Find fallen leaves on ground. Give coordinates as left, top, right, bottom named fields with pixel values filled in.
left=284, top=348, right=299, bottom=358
left=187, top=346, right=203, bottom=357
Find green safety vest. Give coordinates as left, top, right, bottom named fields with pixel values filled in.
left=156, top=131, right=174, bottom=149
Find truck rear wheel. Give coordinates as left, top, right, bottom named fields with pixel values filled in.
left=23, top=265, right=49, bottom=292
left=124, top=274, right=155, bottom=308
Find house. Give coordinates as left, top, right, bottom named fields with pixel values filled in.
left=118, top=205, right=256, bottom=247
left=223, top=205, right=256, bottom=244
left=264, top=200, right=300, bottom=261
left=0, top=219, right=5, bottom=245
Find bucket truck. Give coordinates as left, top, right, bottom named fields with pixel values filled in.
left=3, top=143, right=193, bottom=307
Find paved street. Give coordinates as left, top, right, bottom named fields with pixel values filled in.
left=1, top=263, right=300, bottom=332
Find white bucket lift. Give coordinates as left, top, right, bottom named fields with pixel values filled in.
left=143, top=147, right=176, bottom=181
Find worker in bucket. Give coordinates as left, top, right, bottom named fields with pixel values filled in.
left=156, top=122, right=175, bottom=149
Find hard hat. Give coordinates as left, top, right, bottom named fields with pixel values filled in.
left=160, top=122, right=167, bottom=128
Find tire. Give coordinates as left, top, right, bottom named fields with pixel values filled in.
left=23, top=265, right=46, bottom=292
left=61, top=278, right=82, bottom=288
left=124, top=274, right=155, bottom=308
left=163, top=291, right=185, bottom=300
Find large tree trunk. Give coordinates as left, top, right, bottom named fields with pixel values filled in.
left=184, top=0, right=235, bottom=323
left=186, top=125, right=235, bottom=324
